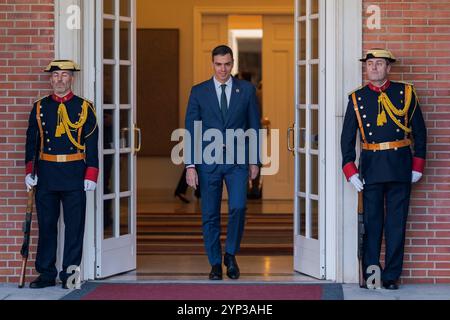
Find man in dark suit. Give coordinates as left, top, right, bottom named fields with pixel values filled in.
left=185, top=45, right=261, bottom=280
left=25, top=60, right=99, bottom=289
left=341, top=49, right=427, bottom=290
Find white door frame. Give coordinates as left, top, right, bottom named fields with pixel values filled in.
left=54, top=0, right=96, bottom=281
left=323, top=0, right=362, bottom=282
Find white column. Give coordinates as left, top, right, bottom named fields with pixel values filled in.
left=54, top=0, right=97, bottom=281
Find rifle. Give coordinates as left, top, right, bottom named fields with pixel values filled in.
left=18, top=131, right=39, bottom=288
left=357, top=191, right=365, bottom=288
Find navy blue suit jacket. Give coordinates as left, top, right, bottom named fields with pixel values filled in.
left=185, top=77, right=261, bottom=173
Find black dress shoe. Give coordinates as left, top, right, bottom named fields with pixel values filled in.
left=29, top=276, right=56, bottom=289
left=382, top=280, right=399, bottom=290
left=209, top=265, right=223, bottom=280
left=224, top=253, right=240, bottom=280
left=175, top=193, right=190, bottom=204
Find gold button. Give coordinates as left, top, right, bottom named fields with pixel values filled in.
left=47, top=139, right=50, bottom=142
left=358, top=97, right=362, bottom=101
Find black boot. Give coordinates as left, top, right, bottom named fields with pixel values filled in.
left=29, top=276, right=56, bottom=289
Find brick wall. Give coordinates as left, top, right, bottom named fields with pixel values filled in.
left=0, top=0, right=54, bottom=283
left=363, top=0, right=450, bottom=284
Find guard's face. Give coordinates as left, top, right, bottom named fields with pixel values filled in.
left=212, top=54, right=234, bottom=83
left=50, top=70, right=74, bottom=95
left=366, top=58, right=391, bottom=82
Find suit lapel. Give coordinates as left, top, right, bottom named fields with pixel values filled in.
left=225, top=77, right=241, bottom=126
left=206, top=78, right=223, bottom=123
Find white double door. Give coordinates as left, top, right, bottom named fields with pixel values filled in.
left=90, top=0, right=327, bottom=281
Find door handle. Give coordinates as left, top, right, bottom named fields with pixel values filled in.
left=261, top=117, right=271, bottom=135
left=134, top=125, right=141, bottom=153
left=287, top=125, right=295, bottom=154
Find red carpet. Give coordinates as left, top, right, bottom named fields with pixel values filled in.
left=62, top=283, right=343, bottom=300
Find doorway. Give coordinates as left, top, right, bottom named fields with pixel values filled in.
left=127, top=4, right=299, bottom=281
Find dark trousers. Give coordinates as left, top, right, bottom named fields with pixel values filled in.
left=198, top=165, right=248, bottom=266
left=35, top=188, right=86, bottom=282
left=363, top=182, right=411, bottom=282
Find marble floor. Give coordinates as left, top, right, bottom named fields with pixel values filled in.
left=103, top=255, right=322, bottom=283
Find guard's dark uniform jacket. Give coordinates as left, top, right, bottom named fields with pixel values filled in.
left=340, top=80, right=427, bottom=283
left=25, top=91, right=98, bottom=283
left=25, top=92, right=99, bottom=189
left=341, top=80, right=427, bottom=183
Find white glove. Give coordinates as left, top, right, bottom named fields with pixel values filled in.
left=412, top=171, right=423, bottom=183
left=349, top=174, right=364, bottom=192
left=25, top=174, right=38, bottom=192
left=84, top=180, right=97, bottom=192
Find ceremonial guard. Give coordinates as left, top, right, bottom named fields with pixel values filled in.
left=25, top=60, right=99, bottom=289
left=341, top=49, right=427, bottom=290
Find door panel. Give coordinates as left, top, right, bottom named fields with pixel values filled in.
left=95, top=0, right=137, bottom=279
left=294, top=0, right=326, bottom=279
left=194, top=15, right=228, bottom=85
left=262, top=15, right=295, bottom=200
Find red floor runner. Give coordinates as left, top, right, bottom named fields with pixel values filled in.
left=80, top=284, right=325, bottom=300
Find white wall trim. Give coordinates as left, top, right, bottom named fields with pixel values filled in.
left=54, top=0, right=96, bottom=281
left=325, top=0, right=363, bottom=283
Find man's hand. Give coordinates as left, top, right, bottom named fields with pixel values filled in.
left=84, top=180, right=97, bottom=192
left=186, top=168, right=199, bottom=190
left=412, top=171, right=423, bottom=184
left=25, top=174, right=38, bottom=192
left=249, top=165, right=260, bottom=180
left=349, top=174, right=364, bottom=192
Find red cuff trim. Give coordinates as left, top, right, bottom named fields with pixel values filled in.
left=412, top=157, right=425, bottom=174
left=343, top=162, right=359, bottom=181
left=85, top=167, right=99, bottom=183
left=26, top=162, right=33, bottom=175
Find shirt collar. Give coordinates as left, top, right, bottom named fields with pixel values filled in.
left=368, top=80, right=391, bottom=93
left=213, top=76, right=233, bottom=90
left=51, top=91, right=74, bottom=103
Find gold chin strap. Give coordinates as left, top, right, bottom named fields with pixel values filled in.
left=376, top=84, right=412, bottom=133
left=55, top=100, right=89, bottom=150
